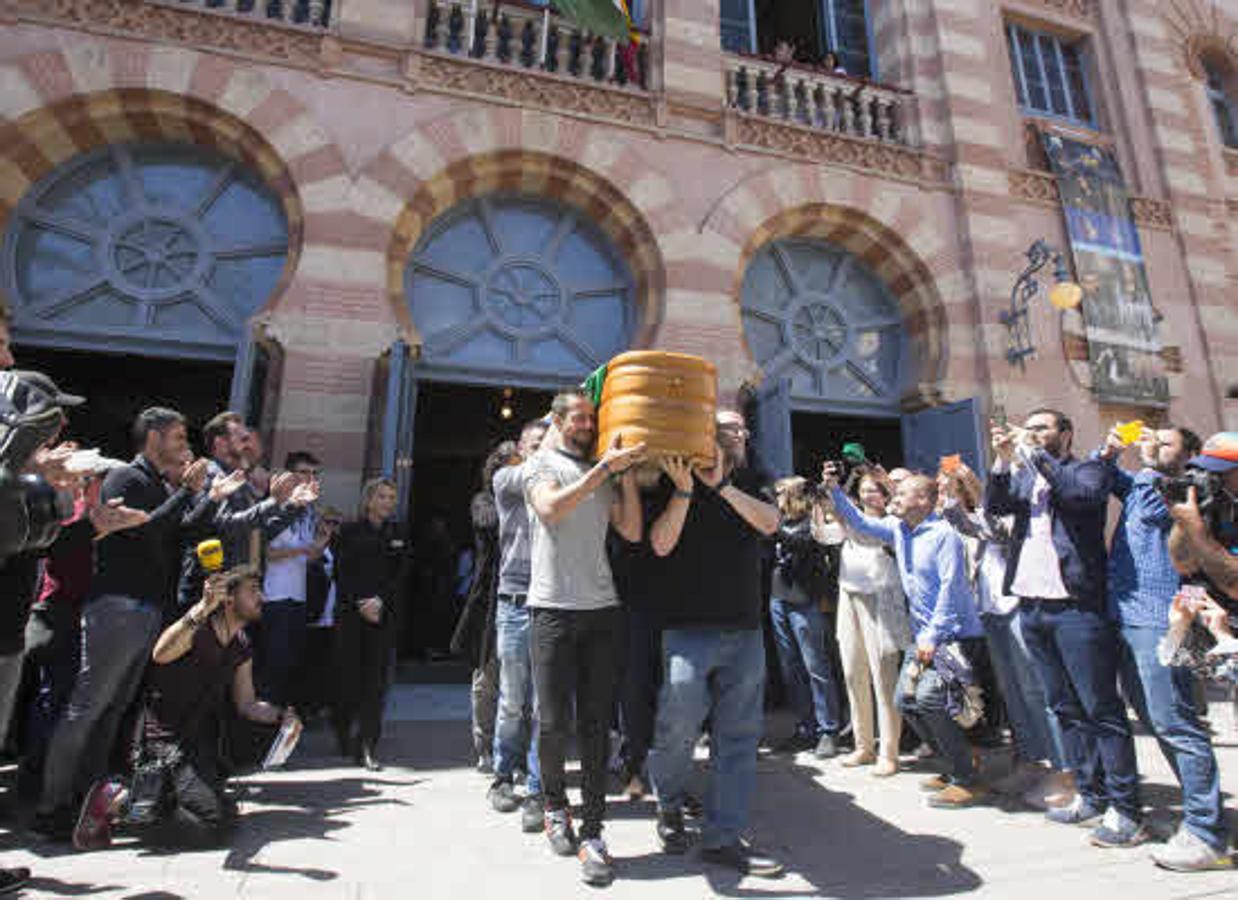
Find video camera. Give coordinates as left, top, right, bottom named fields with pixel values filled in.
left=1158, top=468, right=1237, bottom=536
left=0, top=370, right=81, bottom=560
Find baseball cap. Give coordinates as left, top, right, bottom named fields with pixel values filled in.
left=841, top=442, right=867, bottom=463
left=1187, top=431, right=1238, bottom=473
left=10, top=370, right=84, bottom=408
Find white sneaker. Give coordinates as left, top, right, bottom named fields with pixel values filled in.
left=578, top=837, right=615, bottom=886
left=1151, top=828, right=1233, bottom=872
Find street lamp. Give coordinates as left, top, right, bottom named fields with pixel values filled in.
left=1000, top=239, right=1082, bottom=368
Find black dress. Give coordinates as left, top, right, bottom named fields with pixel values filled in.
left=332, top=518, right=412, bottom=752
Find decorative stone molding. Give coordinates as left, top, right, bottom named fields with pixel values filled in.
left=1009, top=170, right=1175, bottom=231
left=415, top=53, right=657, bottom=128
left=1028, top=0, right=1096, bottom=21
left=8, top=0, right=325, bottom=67
left=1161, top=0, right=1238, bottom=80
left=732, top=115, right=950, bottom=185
left=262, top=312, right=396, bottom=359
left=1129, top=197, right=1174, bottom=231
left=1008, top=168, right=1059, bottom=207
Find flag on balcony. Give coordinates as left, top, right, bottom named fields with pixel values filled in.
left=538, top=0, right=638, bottom=43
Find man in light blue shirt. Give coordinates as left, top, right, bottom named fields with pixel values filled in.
left=824, top=466, right=985, bottom=808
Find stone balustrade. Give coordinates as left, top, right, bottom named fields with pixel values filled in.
left=147, top=0, right=331, bottom=29
left=422, top=0, right=650, bottom=91
left=725, top=55, right=912, bottom=147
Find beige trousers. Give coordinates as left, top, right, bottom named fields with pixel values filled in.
left=837, top=588, right=903, bottom=762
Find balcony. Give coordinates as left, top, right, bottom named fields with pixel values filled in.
left=147, top=0, right=332, bottom=29
left=421, top=0, right=651, bottom=91
left=725, top=54, right=912, bottom=147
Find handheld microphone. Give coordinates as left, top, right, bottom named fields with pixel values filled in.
left=197, top=538, right=224, bottom=573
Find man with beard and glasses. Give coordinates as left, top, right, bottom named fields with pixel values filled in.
left=524, top=389, right=643, bottom=886
left=646, top=411, right=785, bottom=877
left=988, top=409, right=1144, bottom=849
left=1100, top=425, right=1230, bottom=871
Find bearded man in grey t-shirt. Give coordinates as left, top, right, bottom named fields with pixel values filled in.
left=524, top=388, right=643, bottom=887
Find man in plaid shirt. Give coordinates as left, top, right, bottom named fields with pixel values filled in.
left=1100, top=425, right=1230, bottom=873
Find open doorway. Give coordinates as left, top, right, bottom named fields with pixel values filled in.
left=405, top=381, right=553, bottom=661
left=791, top=410, right=903, bottom=480
left=12, top=346, right=234, bottom=456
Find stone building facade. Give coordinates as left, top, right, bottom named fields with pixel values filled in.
left=1, top=0, right=1236, bottom=510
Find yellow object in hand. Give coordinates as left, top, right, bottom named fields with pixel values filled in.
left=196, top=538, right=224, bottom=573
left=1114, top=420, right=1144, bottom=446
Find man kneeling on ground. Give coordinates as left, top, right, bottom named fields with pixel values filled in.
left=73, top=567, right=299, bottom=850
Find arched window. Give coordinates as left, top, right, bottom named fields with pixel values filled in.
left=404, top=193, right=635, bottom=384
left=740, top=237, right=906, bottom=414
left=2, top=142, right=289, bottom=360
left=1203, top=58, right=1237, bottom=148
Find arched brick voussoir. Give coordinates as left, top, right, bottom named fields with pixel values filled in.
left=372, top=144, right=671, bottom=352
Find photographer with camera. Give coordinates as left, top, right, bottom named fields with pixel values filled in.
left=768, top=476, right=843, bottom=759
left=1098, top=424, right=1230, bottom=871
left=1167, top=432, right=1238, bottom=603
left=72, top=566, right=299, bottom=851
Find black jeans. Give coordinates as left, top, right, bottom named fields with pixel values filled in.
left=334, top=611, right=394, bottom=750
left=252, top=600, right=308, bottom=708
left=619, top=606, right=661, bottom=777
left=18, top=603, right=81, bottom=804
left=530, top=606, right=620, bottom=839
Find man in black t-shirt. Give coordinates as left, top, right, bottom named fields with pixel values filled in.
left=72, top=568, right=298, bottom=851
left=645, top=411, right=786, bottom=878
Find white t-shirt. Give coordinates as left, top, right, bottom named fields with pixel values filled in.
left=524, top=449, right=617, bottom=611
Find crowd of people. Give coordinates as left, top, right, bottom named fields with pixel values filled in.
left=0, top=306, right=417, bottom=893
left=455, top=390, right=1238, bottom=886
left=2, top=295, right=1237, bottom=892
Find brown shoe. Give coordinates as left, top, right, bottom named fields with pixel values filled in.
left=919, top=774, right=949, bottom=792
left=839, top=750, right=876, bottom=768
left=927, top=783, right=988, bottom=809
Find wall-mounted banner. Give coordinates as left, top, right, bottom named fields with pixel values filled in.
left=1040, top=132, right=1169, bottom=407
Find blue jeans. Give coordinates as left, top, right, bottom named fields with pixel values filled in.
left=1018, top=600, right=1141, bottom=820
left=982, top=610, right=1065, bottom=768
left=492, top=600, right=540, bottom=794
left=648, top=628, right=764, bottom=849
left=895, top=650, right=977, bottom=785
left=1119, top=624, right=1228, bottom=850
left=769, top=598, right=841, bottom=737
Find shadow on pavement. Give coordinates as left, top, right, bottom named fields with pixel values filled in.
left=214, top=774, right=416, bottom=880
left=618, top=756, right=983, bottom=898
left=19, top=876, right=126, bottom=896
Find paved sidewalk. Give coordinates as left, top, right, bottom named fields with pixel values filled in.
left=5, top=684, right=1238, bottom=899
